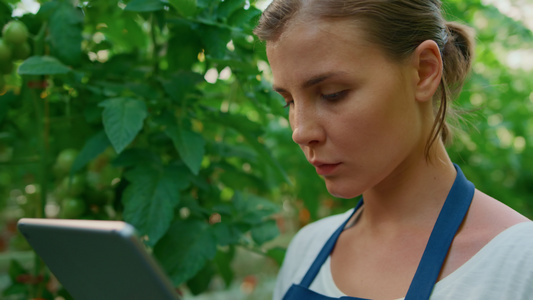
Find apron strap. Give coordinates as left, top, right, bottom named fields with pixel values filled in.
left=300, top=200, right=364, bottom=287
left=404, top=164, right=475, bottom=299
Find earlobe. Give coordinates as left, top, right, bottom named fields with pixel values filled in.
left=413, top=40, right=443, bottom=103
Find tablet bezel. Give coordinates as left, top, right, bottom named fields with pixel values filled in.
left=17, top=218, right=180, bottom=300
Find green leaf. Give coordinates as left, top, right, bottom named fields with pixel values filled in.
left=167, top=20, right=202, bottom=70
left=154, top=219, right=217, bottom=286
left=99, top=97, right=148, bottom=154
left=18, top=56, right=71, bottom=75
left=112, top=148, right=161, bottom=168
left=216, top=0, right=245, bottom=20
left=212, top=222, right=241, bottom=246
left=214, top=248, right=235, bottom=287
left=36, top=1, right=59, bottom=21
left=0, top=91, right=15, bottom=123
left=186, top=263, right=215, bottom=295
left=165, top=125, right=206, bottom=175
left=168, top=0, right=197, bottom=17
left=0, top=2, right=12, bottom=28
left=251, top=219, right=280, bottom=245
left=218, top=162, right=266, bottom=192
left=100, top=13, right=148, bottom=52
left=48, top=2, right=83, bottom=66
left=234, top=192, right=280, bottom=214
left=207, top=111, right=289, bottom=183
left=266, top=246, right=286, bottom=266
left=233, top=192, right=280, bottom=225
left=7, top=260, right=27, bottom=281
left=2, top=283, right=28, bottom=297
left=70, top=131, right=110, bottom=174
left=125, top=0, right=165, bottom=12
left=198, top=24, right=231, bottom=59
left=228, top=6, right=262, bottom=29
left=161, top=71, right=203, bottom=103
left=123, top=164, right=190, bottom=247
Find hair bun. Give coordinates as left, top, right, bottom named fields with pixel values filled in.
left=442, top=21, right=476, bottom=98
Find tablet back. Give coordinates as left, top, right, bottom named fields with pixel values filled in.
left=17, top=218, right=180, bottom=300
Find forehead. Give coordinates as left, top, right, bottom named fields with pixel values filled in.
left=267, top=20, right=385, bottom=90
left=267, top=18, right=369, bottom=57
left=266, top=19, right=382, bottom=88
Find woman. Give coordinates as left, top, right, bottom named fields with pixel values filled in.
left=254, top=1, right=533, bottom=299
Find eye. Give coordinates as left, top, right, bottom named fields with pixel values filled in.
left=283, top=101, right=294, bottom=109
left=282, top=97, right=294, bottom=108
left=321, top=90, right=348, bottom=102
left=275, top=92, right=293, bottom=109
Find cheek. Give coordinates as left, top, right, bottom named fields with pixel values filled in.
left=331, top=93, right=409, bottom=148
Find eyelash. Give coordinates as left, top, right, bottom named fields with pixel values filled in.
left=282, top=90, right=347, bottom=109
left=321, top=90, right=347, bottom=101
left=283, top=101, right=293, bottom=108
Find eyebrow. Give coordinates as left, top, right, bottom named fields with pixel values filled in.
left=273, top=71, right=346, bottom=94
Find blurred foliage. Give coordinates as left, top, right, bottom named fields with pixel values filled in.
left=443, top=0, right=533, bottom=218
left=0, top=0, right=531, bottom=298
left=0, top=0, right=290, bottom=298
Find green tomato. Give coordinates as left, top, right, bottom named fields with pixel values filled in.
left=58, top=174, right=86, bottom=197
left=11, top=41, right=31, bottom=60
left=60, top=197, right=86, bottom=219
left=0, top=38, right=12, bottom=63
left=53, top=148, right=79, bottom=177
left=2, top=20, right=29, bottom=45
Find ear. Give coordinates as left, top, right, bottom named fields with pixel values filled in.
left=412, top=40, right=443, bottom=102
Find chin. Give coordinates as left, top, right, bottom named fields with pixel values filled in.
left=325, top=182, right=362, bottom=199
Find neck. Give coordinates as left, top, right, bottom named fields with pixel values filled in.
left=359, top=143, right=456, bottom=234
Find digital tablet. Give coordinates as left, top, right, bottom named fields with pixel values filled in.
left=17, top=218, right=181, bottom=300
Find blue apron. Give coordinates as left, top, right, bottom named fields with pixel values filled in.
left=283, top=164, right=475, bottom=300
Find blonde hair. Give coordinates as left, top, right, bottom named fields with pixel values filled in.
left=255, top=0, right=475, bottom=156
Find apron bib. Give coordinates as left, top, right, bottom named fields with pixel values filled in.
left=282, top=164, right=475, bottom=300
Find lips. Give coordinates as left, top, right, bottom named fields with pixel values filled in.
left=311, top=161, right=341, bottom=176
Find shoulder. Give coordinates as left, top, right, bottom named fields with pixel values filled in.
left=488, top=221, right=533, bottom=251
left=434, top=222, right=533, bottom=299
left=465, top=188, right=531, bottom=252
left=272, top=209, right=354, bottom=300
left=440, top=189, right=530, bottom=280
left=435, top=187, right=533, bottom=299
left=461, top=189, right=530, bottom=240
left=482, top=222, right=533, bottom=277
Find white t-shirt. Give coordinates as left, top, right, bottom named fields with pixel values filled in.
left=273, top=209, right=533, bottom=300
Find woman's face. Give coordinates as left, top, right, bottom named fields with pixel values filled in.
left=267, top=20, right=431, bottom=199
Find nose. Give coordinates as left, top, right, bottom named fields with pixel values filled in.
left=290, top=103, right=325, bottom=146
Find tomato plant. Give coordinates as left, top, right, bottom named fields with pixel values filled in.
left=0, top=0, right=296, bottom=298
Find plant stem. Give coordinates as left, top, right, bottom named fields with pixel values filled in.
left=33, top=22, right=47, bottom=57
left=25, top=21, right=49, bottom=298
left=151, top=14, right=159, bottom=75
left=27, top=83, right=48, bottom=298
